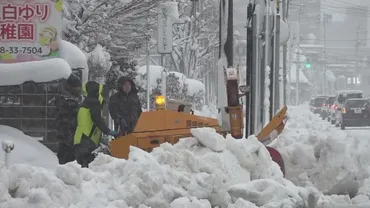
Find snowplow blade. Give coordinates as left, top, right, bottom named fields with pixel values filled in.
left=256, top=106, right=287, bottom=141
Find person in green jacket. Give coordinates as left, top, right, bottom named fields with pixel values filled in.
left=74, top=81, right=118, bottom=168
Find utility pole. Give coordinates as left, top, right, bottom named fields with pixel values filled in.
left=263, top=0, right=270, bottom=125
left=282, top=0, right=288, bottom=106
left=322, top=13, right=331, bottom=94
left=272, top=2, right=281, bottom=116
left=356, top=21, right=360, bottom=89
left=295, top=1, right=302, bottom=106
left=146, top=9, right=151, bottom=111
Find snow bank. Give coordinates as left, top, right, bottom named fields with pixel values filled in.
left=0, top=125, right=57, bottom=169
left=0, top=127, right=317, bottom=208
left=271, top=105, right=370, bottom=206
left=0, top=58, right=71, bottom=86
left=186, top=78, right=205, bottom=96
left=59, top=40, right=89, bottom=83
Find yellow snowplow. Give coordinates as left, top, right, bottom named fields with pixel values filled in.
left=109, top=95, right=287, bottom=175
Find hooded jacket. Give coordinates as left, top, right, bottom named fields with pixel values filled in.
left=74, top=81, right=110, bottom=147
left=108, top=76, right=142, bottom=129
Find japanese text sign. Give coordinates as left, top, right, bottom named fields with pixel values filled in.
left=0, top=0, right=63, bottom=63
left=157, top=3, right=173, bottom=54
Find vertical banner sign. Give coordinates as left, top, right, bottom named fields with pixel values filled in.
left=0, top=0, right=63, bottom=63
left=157, top=3, right=173, bottom=54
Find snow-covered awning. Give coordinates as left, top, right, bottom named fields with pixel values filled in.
left=0, top=58, right=72, bottom=86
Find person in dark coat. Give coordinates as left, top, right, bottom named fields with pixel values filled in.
left=55, top=74, right=82, bottom=164
left=74, top=81, right=118, bottom=168
left=108, top=76, right=142, bottom=136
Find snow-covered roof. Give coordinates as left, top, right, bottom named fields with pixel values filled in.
left=59, top=40, right=88, bottom=83
left=287, top=64, right=310, bottom=84
left=0, top=58, right=72, bottom=86
left=186, top=79, right=205, bottom=96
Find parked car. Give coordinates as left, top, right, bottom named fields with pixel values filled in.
left=340, top=98, right=369, bottom=129
left=333, top=90, right=364, bottom=127
left=311, top=96, right=328, bottom=114
left=321, top=96, right=335, bottom=120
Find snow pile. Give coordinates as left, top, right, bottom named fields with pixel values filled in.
left=271, top=105, right=370, bottom=206
left=0, top=58, right=71, bottom=86
left=0, top=126, right=57, bottom=169
left=0, top=127, right=315, bottom=208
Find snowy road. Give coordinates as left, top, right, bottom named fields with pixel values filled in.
left=272, top=104, right=370, bottom=206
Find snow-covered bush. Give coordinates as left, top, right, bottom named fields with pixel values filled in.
left=86, top=44, right=112, bottom=83
left=186, top=90, right=204, bottom=111
left=105, top=59, right=138, bottom=91
left=137, top=72, right=188, bottom=110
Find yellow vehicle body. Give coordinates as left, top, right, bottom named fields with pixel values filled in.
left=109, top=109, right=221, bottom=159
left=109, top=105, right=287, bottom=160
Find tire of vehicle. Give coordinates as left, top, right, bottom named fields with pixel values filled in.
left=327, top=117, right=330, bottom=122
left=335, top=123, right=340, bottom=127
left=331, top=119, right=335, bottom=124
left=341, top=122, right=345, bottom=130
left=321, top=116, right=325, bottom=120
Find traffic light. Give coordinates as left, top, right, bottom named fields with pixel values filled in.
left=305, top=58, right=311, bottom=69
left=305, top=63, right=311, bottom=69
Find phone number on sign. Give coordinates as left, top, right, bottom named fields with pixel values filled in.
left=0, top=47, right=43, bottom=55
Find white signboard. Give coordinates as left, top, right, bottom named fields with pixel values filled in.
left=157, top=4, right=173, bottom=54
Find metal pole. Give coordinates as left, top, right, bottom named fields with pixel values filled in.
left=251, top=12, right=258, bottom=135
left=282, top=0, right=288, bottom=106
left=245, top=2, right=252, bottom=137
left=146, top=10, right=150, bottom=111
left=356, top=22, right=359, bottom=90
left=225, top=0, right=233, bottom=67
left=323, top=13, right=327, bottom=94
left=264, top=0, right=270, bottom=124
left=295, top=2, right=301, bottom=106
left=273, top=14, right=281, bottom=113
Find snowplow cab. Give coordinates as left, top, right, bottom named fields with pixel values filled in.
left=109, top=96, right=221, bottom=159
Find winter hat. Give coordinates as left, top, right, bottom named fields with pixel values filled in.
left=66, top=74, right=82, bottom=88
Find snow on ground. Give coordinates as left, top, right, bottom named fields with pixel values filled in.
left=271, top=104, right=370, bottom=206
left=0, top=58, right=71, bottom=85
left=0, top=126, right=57, bottom=169
left=4, top=104, right=370, bottom=207
left=0, top=127, right=317, bottom=208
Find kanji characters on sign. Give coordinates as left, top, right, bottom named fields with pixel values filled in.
left=0, top=3, right=50, bottom=22
left=0, top=23, right=35, bottom=41
left=0, top=3, right=50, bottom=41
